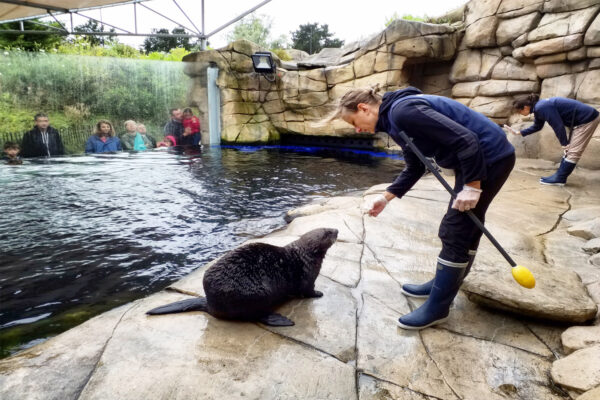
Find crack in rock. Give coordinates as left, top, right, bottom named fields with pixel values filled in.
left=74, top=302, right=138, bottom=400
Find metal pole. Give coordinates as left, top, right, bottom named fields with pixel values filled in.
left=19, top=20, right=24, bottom=30
left=70, top=12, right=73, bottom=32
left=139, top=2, right=198, bottom=34
left=133, top=2, right=138, bottom=34
left=173, top=0, right=200, bottom=34
left=200, top=0, right=206, bottom=50
left=75, top=12, right=131, bottom=33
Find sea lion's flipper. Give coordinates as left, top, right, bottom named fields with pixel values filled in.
left=305, top=290, right=323, bottom=298
left=259, top=313, right=295, bottom=326
left=146, top=297, right=208, bottom=315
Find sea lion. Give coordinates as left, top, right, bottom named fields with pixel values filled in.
left=147, top=227, right=338, bottom=326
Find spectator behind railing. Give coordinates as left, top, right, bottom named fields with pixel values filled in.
left=85, top=120, right=122, bottom=154
left=20, top=113, right=65, bottom=158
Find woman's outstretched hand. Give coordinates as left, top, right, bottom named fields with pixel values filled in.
left=452, top=186, right=481, bottom=212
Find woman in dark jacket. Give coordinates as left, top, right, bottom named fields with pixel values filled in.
left=327, top=85, right=515, bottom=330
left=508, top=94, right=599, bottom=186
left=20, top=113, right=65, bottom=158
left=85, top=120, right=122, bottom=153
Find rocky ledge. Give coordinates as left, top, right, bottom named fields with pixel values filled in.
left=1, top=159, right=599, bottom=400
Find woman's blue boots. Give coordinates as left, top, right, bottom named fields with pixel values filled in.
left=401, top=250, right=476, bottom=299
left=398, top=257, right=471, bottom=330
left=540, top=158, right=576, bottom=186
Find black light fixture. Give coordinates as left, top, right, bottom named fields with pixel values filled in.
left=251, top=51, right=276, bottom=73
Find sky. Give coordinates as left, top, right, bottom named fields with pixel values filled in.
left=47, top=0, right=467, bottom=50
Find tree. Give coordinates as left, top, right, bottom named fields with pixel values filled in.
left=73, top=20, right=116, bottom=46
left=0, top=19, right=66, bottom=51
left=227, top=15, right=271, bottom=48
left=290, top=23, right=344, bottom=55
left=142, top=27, right=195, bottom=53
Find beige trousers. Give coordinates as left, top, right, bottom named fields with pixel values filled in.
left=566, top=115, right=600, bottom=163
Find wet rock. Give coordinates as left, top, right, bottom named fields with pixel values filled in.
left=551, top=345, right=600, bottom=393
left=567, top=217, right=600, bottom=240
left=0, top=305, right=130, bottom=400
left=78, top=292, right=356, bottom=400
left=562, top=325, right=600, bottom=354
left=261, top=276, right=357, bottom=362
left=545, top=229, right=600, bottom=285
left=583, top=238, right=600, bottom=254
left=421, top=328, right=559, bottom=399
left=356, top=295, right=458, bottom=399
left=358, top=374, right=436, bottom=399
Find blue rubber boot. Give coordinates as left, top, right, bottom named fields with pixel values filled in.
left=540, top=158, right=576, bottom=186
left=398, top=260, right=465, bottom=330
left=401, top=251, right=476, bottom=298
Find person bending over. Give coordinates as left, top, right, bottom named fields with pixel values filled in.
left=327, top=85, right=515, bottom=330
left=507, top=94, right=599, bottom=186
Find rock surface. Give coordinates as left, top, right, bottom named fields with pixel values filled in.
left=1, top=159, right=599, bottom=399
left=551, top=345, right=600, bottom=393
left=561, top=325, right=600, bottom=353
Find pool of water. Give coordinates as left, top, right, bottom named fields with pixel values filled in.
left=0, top=145, right=403, bottom=357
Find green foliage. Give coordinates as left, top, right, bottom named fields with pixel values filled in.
left=227, top=15, right=270, bottom=48
left=142, top=28, right=196, bottom=54
left=227, top=14, right=289, bottom=50
left=0, top=19, right=66, bottom=51
left=290, top=23, right=344, bottom=55
left=0, top=51, right=187, bottom=154
left=73, top=20, right=117, bottom=46
left=271, top=48, right=291, bottom=61
left=385, top=11, right=460, bottom=27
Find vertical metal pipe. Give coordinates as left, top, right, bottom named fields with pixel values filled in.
left=19, top=20, right=24, bottom=31
left=201, top=0, right=206, bottom=50
left=70, top=12, right=73, bottom=32
left=133, top=2, right=138, bottom=34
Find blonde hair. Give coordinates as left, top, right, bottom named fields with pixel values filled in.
left=322, top=84, right=383, bottom=124
left=124, top=120, right=137, bottom=129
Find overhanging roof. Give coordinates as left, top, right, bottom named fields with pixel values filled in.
left=0, top=1, right=144, bottom=23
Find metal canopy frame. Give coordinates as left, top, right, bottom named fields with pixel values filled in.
left=0, top=0, right=274, bottom=50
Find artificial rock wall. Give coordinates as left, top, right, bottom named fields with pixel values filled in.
left=183, top=0, right=600, bottom=169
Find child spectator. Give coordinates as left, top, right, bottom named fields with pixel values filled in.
left=3, top=142, right=23, bottom=165
left=156, top=135, right=176, bottom=148
left=182, top=108, right=201, bottom=146
left=85, top=120, right=122, bottom=153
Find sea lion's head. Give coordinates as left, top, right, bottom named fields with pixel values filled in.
left=296, top=228, right=338, bottom=260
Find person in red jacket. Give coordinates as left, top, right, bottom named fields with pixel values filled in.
left=182, top=108, right=201, bottom=146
